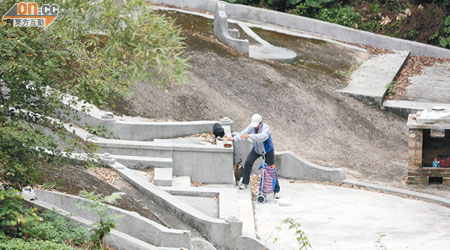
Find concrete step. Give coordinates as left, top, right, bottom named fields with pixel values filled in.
left=172, top=176, right=191, bottom=188
left=106, top=154, right=173, bottom=169
left=154, top=168, right=173, bottom=186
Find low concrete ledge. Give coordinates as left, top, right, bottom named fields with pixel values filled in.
left=61, top=92, right=223, bottom=141
left=32, top=189, right=191, bottom=249
left=28, top=197, right=162, bottom=250
left=343, top=179, right=450, bottom=207
left=110, top=162, right=242, bottom=250
left=150, top=0, right=450, bottom=59
left=276, top=151, right=346, bottom=183
left=108, top=154, right=173, bottom=169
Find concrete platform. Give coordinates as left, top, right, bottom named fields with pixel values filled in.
left=154, top=168, right=173, bottom=186
left=175, top=195, right=219, bottom=218
left=338, top=50, right=409, bottom=106
left=172, top=176, right=192, bottom=187
left=254, top=179, right=450, bottom=250
left=405, top=62, right=450, bottom=103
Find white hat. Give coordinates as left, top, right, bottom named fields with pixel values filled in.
left=250, top=114, right=262, bottom=127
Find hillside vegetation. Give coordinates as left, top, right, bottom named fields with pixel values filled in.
left=225, top=0, right=450, bottom=49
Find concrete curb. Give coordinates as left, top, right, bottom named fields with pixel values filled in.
left=149, top=0, right=450, bottom=58
left=31, top=189, right=192, bottom=249
left=343, top=179, right=450, bottom=207
left=109, top=161, right=243, bottom=250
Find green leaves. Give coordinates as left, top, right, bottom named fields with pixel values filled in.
left=0, top=189, right=40, bottom=239
left=439, top=16, right=450, bottom=48
left=76, top=191, right=123, bottom=247
left=0, top=0, right=189, bottom=190
left=281, top=217, right=312, bottom=250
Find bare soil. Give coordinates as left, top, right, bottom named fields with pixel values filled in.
left=39, top=163, right=165, bottom=226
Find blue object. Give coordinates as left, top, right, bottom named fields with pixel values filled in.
left=432, top=158, right=440, bottom=168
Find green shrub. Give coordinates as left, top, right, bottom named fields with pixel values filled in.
left=0, top=238, right=76, bottom=250
left=27, top=209, right=89, bottom=246
left=439, top=16, right=450, bottom=48
left=77, top=191, right=122, bottom=248
left=0, top=189, right=40, bottom=239
left=316, top=6, right=361, bottom=27
left=86, top=125, right=118, bottom=139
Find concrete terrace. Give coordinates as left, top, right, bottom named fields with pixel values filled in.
left=20, top=1, right=450, bottom=250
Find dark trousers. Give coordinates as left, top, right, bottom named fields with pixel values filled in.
left=242, top=149, right=280, bottom=193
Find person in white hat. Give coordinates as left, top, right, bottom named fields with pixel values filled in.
left=230, top=114, right=280, bottom=198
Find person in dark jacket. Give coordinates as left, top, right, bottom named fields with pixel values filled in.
left=230, top=114, right=280, bottom=198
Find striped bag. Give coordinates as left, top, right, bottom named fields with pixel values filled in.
left=260, top=164, right=278, bottom=194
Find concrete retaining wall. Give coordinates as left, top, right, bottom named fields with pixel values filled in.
left=95, top=140, right=234, bottom=184
left=70, top=125, right=235, bottom=184
left=110, top=162, right=243, bottom=250
left=32, top=190, right=191, bottom=249
left=233, top=139, right=345, bottom=182
left=276, top=151, right=346, bottom=182
left=150, top=0, right=450, bottom=59
left=61, top=93, right=221, bottom=141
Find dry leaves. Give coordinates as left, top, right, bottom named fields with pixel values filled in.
left=90, top=167, right=121, bottom=183
left=250, top=173, right=261, bottom=199
left=191, top=181, right=204, bottom=187
left=388, top=55, right=450, bottom=100
left=145, top=168, right=155, bottom=183
left=190, top=132, right=215, bottom=144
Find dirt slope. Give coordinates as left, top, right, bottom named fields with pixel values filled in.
left=113, top=11, right=408, bottom=185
